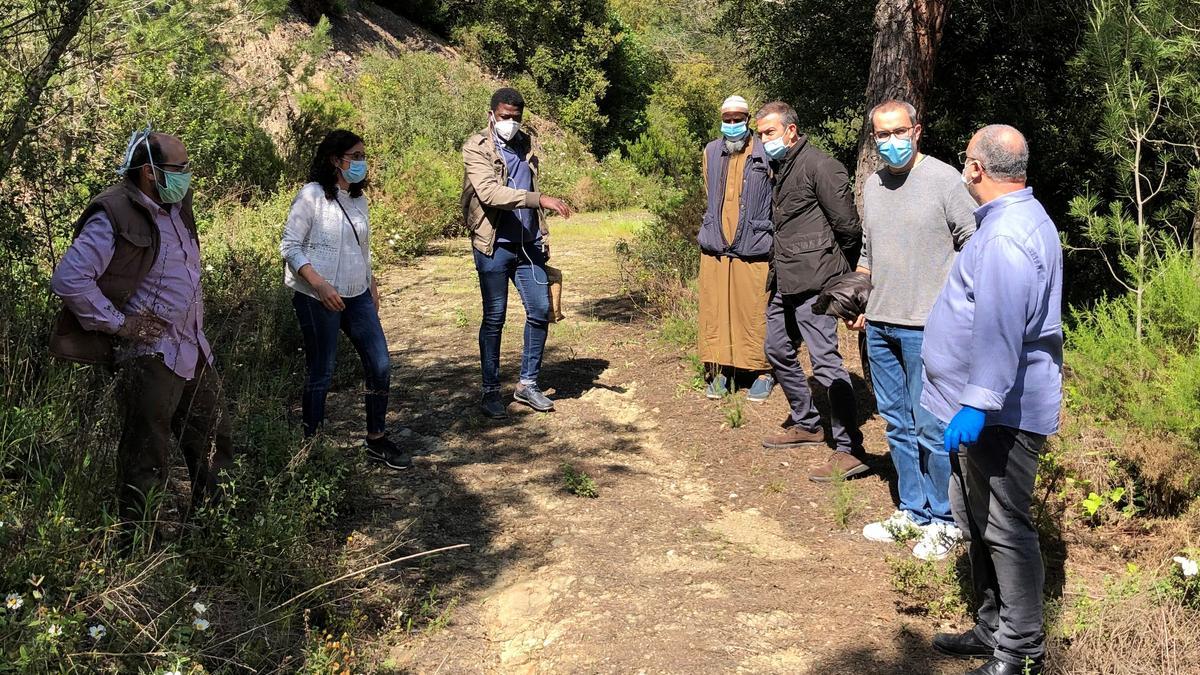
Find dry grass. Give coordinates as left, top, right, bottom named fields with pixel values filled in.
left=1049, top=593, right=1200, bottom=674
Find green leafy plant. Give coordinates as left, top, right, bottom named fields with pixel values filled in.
left=886, top=555, right=971, bottom=620
left=561, top=463, right=599, bottom=498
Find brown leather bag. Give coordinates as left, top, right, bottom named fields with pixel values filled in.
left=545, top=265, right=564, bottom=323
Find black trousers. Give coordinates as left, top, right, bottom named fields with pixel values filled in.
left=949, top=425, right=1046, bottom=665
left=116, top=355, right=235, bottom=522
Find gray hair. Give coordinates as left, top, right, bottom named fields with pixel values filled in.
left=868, top=99, right=918, bottom=129
left=974, top=124, right=1028, bottom=182
left=755, top=101, right=799, bottom=129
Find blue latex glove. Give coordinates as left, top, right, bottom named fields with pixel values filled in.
left=944, top=405, right=986, bottom=453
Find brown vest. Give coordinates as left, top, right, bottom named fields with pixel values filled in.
left=48, top=183, right=197, bottom=365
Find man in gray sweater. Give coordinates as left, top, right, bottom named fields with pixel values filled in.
left=848, top=100, right=977, bottom=560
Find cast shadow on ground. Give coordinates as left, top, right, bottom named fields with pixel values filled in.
left=575, top=292, right=650, bottom=324
left=804, top=625, right=966, bottom=675
left=319, top=338, right=642, bottom=641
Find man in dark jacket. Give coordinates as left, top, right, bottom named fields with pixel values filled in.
left=50, top=127, right=235, bottom=530
left=755, top=101, right=866, bottom=482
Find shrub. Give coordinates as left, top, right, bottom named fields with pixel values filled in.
left=616, top=184, right=703, bottom=293
left=1066, top=250, right=1200, bottom=511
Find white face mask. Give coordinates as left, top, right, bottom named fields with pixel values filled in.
left=494, top=118, right=520, bottom=142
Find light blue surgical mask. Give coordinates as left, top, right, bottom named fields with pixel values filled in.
left=342, top=159, right=368, bottom=184
left=763, top=137, right=788, bottom=160
left=154, top=168, right=192, bottom=204
left=877, top=137, right=914, bottom=168
left=721, top=121, right=748, bottom=139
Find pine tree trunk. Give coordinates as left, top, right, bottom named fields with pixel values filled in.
left=0, top=0, right=91, bottom=183
left=853, top=0, right=948, bottom=214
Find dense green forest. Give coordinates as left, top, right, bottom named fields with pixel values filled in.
left=0, top=0, right=1198, bottom=671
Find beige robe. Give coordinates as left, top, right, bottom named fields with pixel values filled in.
left=698, top=142, right=771, bottom=371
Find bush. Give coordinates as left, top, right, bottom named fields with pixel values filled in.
left=1066, top=250, right=1200, bottom=511
left=0, top=191, right=367, bottom=670
left=616, top=184, right=703, bottom=292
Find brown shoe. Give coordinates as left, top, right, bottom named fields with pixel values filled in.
left=762, top=426, right=825, bottom=449
left=808, top=451, right=870, bottom=482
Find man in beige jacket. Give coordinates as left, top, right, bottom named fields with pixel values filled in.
left=462, top=87, right=572, bottom=419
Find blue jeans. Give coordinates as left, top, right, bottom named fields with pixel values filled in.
left=474, top=243, right=550, bottom=392
left=866, top=322, right=952, bottom=526
left=293, top=291, right=390, bottom=437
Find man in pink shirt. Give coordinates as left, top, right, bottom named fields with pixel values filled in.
left=50, top=127, right=235, bottom=530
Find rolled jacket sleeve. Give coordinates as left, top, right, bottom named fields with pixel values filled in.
left=960, top=235, right=1036, bottom=411
left=50, top=213, right=126, bottom=334
left=281, top=187, right=315, bottom=273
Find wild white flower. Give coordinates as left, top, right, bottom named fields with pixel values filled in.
left=1174, top=556, right=1199, bottom=578
left=189, top=586, right=197, bottom=594
left=193, top=601, right=208, bottom=614
left=4, top=593, right=22, bottom=610
left=88, top=624, right=107, bottom=640
left=192, top=617, right=210, bottom=631
left=205, top=264, right=215, bottom=273
left=47, top=624, right=62, bottom=637
left=164, top=671, right=183, bottom=675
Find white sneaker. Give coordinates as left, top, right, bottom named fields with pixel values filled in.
left=863, top=510, right=922, bottom=543
left=912, top=523, right=963, bottom=561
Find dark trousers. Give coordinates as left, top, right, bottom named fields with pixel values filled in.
left=950, top=425, right=1047, bottom=665
left=764, top=290, right=861, bottom=452
left=473, top=243, right=550, bottom=391
left=293, top=291, right=391, bottom=437
left=117, top=354, right=235, bottom=522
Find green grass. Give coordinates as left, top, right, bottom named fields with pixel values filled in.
left=828, top=469, right=859, bottom=529
left=723, top=394, right=745, bottom=428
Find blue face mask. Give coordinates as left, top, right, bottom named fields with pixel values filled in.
left=763, top=137, right=788, bottom=160
left=342, top=159, right=368, bottom=184
left=721, top=121, right=748, bottom=139
left=877, top=137, right=914, bottom=168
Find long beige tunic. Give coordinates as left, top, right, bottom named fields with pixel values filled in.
left=697, top=143, right=771, bottom=371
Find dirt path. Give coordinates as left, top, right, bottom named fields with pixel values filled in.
left=333, top=212, right=970, bottom=674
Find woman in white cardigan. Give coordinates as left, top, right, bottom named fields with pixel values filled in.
left=280, top=129, right=409, bottom=469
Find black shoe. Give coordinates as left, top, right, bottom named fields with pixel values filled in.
left=480, top=391, right=509, bottom=419
left=513, top=383, right=555, bottom=412
left=933, top=629, right=995, bottom=659
left=365, top=436, right=413, bottom=470
left=967, top=657, right=1042, bottom=675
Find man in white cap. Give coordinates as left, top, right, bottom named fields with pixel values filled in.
left=697, top=95, right=775, bottom=402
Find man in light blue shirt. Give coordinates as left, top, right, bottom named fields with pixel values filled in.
left=922, top=125, right=1062, bottom=675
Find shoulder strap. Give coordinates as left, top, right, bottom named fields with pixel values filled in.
left=333, top=195, right=362, bottom=247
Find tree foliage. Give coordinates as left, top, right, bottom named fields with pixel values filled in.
left=1069, top=0, right=1200, bottom=340
left=390, top=0, right=663, bottom=155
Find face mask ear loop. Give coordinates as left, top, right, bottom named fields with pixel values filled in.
left=144, top=132, right=164, bottom=193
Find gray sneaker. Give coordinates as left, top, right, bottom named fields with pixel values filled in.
left=514, top=383, right=555, bottom=412
left=480, top=391, right=508, bottom=419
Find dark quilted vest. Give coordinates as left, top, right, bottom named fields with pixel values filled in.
left=49, top=183, right=196, bottom=365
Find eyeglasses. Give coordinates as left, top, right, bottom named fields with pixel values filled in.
left=957, top=151, right=981, bottom=168
left=342, top=152, right=368, bottom=161
left=872, top=127, right=914, bottom=142
left=157, top=161, right=191, bottom=173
